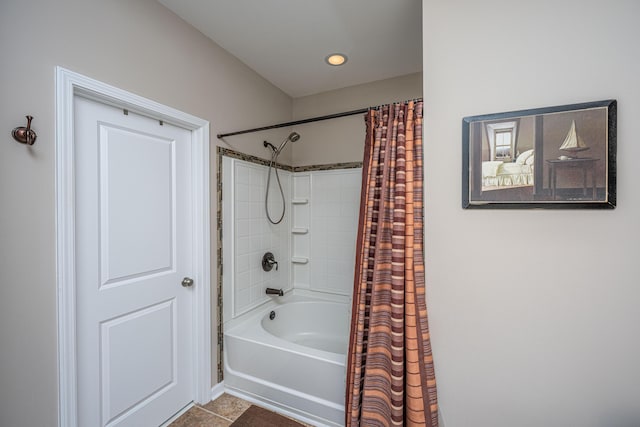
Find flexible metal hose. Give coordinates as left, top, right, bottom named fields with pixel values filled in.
left=265, top=149, right=286, bottom=224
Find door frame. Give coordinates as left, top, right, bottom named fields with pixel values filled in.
left=55, top=67, right=211, bottom=427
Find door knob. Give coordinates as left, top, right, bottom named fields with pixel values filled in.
left=181, top=277, right=194, bottom=287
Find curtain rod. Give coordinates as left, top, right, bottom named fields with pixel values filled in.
left=216, top=107, right=368, bottom=139
left=216, top=98, right=423, bottom=139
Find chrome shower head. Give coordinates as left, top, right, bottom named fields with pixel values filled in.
left=276, top=132, right=301, bottom=153
left=288, top=132, right=300, bottom=142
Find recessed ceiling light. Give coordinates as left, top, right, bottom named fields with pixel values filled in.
left=325, top=53, right=348, bottom=66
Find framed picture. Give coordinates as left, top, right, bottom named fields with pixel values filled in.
left=462, top=99, right=616, bottom=209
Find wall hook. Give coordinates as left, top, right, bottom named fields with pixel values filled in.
left=12, top=115, right=37, bottom=145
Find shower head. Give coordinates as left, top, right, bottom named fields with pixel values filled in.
left=288, top=132, right=300, bottom=142
left=276, top=132, right=301, bottom=154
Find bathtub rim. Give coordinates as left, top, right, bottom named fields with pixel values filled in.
left=223, top=289, right=350, bottom=334
left=225, top=294, right=349, bottom=363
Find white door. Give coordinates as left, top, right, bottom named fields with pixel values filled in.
left=74, top=96, right=194, bottom=427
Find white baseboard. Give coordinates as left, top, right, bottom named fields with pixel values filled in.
left=210, top=381, right=225, bottom=402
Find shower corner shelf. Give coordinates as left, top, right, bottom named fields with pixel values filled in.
left=291, top=257, right=309, bottom=264
left=291, top=227, right=309, bottom=234
left=291, top=198, right=309, bottom=205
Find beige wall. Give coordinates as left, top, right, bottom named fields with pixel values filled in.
left=7, top=0, right=638, bottom=425
left=423, top=1, right=640, bottom=426
left=290, top=73, right=422, bottom=166
left=0, top=1, right=293, bottom=426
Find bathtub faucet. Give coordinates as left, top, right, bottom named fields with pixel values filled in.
left=265, top=287, right=284, bottom=296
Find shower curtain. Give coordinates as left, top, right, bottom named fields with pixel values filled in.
left=346, top=100, right=438, bottom=426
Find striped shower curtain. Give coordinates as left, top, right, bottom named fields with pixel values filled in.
left=345, top=100, right=438, bottom=426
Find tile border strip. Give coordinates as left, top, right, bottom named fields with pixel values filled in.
left=293, top=162, right=362, bottom=172
left=217, top=147, right=292, bottom=171
left=217, top=146, right=362, bottom=172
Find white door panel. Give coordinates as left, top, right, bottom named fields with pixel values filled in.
left=100, top=300, right=176, bottom=424
left=99, top=124, right=175, bottom=285
left=75, top=96, right=193, bottom=427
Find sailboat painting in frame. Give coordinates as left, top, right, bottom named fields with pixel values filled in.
left=462, top=99, right=616, bottom=209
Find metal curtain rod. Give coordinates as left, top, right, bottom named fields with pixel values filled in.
left=216, top=98, right=423, bottom=139
left=216, top=108, right=368, bottom=139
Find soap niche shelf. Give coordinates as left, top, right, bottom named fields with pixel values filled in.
left=291, top=257, right=309, bottom=264
left=291, top=227, right=308, bottom=234
left=291, top=198, right=309, bottom=205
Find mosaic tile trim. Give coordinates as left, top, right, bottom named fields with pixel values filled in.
left=217, top=147, right=362, bottom=172
left=215, top=150, right=224, bottom=383
left=293, top=162, right=362, bottom=172
left=217, top=147, right=292, bottom=171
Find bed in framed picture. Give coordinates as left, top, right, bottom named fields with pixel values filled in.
left=482, top=149, right=534, bottom=189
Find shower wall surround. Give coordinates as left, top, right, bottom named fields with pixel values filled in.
left=222, top=156, right=292, bottom=320
left=222, top=150, right=362, bottom=326
left=293, top=170, right=361, bottom=295
left=291, top=173, right=311, bottom=287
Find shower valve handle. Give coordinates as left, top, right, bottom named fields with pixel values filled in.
left=262, top=252, right=278, bottom=272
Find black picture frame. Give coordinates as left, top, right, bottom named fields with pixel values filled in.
left=462, top=99, right=616, bottom=209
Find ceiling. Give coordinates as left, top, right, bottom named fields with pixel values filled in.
left=158, top=0, right=422, bottom=98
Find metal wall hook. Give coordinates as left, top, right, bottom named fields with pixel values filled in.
left=12, top=115, right=37, bottom=145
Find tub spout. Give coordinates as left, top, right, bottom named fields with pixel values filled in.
left=265, top=287, right=284, bottom=296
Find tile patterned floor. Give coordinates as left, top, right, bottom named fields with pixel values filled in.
left=169, top=394, right=250, bottom=427
left=169, top=393, right=312, bottom=427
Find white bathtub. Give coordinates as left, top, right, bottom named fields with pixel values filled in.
left=223, top=296, right=350, bottom=426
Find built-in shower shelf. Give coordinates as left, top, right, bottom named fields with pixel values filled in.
left=291, top=198, right=309, bottom=205
left=291, top=257, right=309, bottom=264
left=291, top=227, right=308, bottom=234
